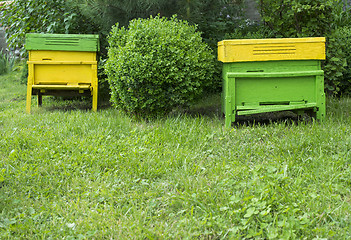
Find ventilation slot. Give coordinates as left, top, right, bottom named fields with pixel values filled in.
left=253, top=45, right=296, bottom=55
left=45, top=38, right=80, bottom=46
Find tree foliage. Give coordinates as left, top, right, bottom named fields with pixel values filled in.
left=0, top=0, right=98, bottom=53
left=258, top=0, right=335, bottom=38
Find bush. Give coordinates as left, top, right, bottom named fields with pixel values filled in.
left=337, top=26, right=351, bottom=95
left=258, top=0, right=335, bottom=38
left=323, top=31, right=347, bottom=95
left=105, top=16, right=215, bottom=118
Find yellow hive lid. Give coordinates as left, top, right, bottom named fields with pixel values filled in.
left=218, top=37, right=326, bottom=63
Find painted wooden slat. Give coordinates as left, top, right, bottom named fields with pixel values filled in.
left=227, top=70, right=324, bottom=78
left=236, top=103, right=317, bottom=115
left=25, top=33, right=99, bottom=52
left=32, top=85, right=91, bottom=90
left=27, top=61, right=97, bottom=65
left=218, top=37, right=325, bottom=62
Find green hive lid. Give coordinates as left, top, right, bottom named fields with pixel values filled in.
left=25, top=33, right=100, bottom=52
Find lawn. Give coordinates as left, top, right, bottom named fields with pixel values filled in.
left=1, top=68, right=351, bottom=239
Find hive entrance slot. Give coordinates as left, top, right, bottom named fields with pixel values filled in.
left=259, top=101, right=290, bottom=106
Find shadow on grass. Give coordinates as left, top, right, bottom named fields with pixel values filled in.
left=41, top=97, right=112, bottom=112
left=180, top=92, right=314, bottom=127
left=39, top=93, right=315, bottom=127
left=233, top=112, right=307, bottom=127
left=185, top=104, right=310, bottom=127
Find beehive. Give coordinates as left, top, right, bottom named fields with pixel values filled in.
left=25, top=33, right=99, bottom=113
left=218, top=37, right=326, bottom=128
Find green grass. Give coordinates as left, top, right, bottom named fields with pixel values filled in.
left=1, top=68, right=351, bottom=239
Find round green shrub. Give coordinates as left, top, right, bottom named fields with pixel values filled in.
left=105, top=15, right=215, bottom=118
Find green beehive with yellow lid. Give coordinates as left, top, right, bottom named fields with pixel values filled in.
left=218, top=37, right=326, bottom=128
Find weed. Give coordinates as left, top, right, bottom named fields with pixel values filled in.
left=0, top=50, right=16, bottom=75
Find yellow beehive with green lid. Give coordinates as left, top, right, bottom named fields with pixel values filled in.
left=25, top=33, right=99, bottom=113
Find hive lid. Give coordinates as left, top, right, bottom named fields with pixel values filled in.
left=218, top=37, right=326, bottom=62
left=25, top=33, right=100, bottom=52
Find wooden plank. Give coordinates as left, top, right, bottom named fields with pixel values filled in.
left=236, top=103, right=316, bottom=115
left=224, top=60, right=320, bottom=73
left=25, top=33, right=99, bottom=52
left=27, top=61, right=97, bottom=65
left=227, top=70, right=324, bottom=78
left=218, top=37, right=325, bottom=62
left=32, top=84, right=91, bottom=90
left=29, top=50, right=96, bottom=62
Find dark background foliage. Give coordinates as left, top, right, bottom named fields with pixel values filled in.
left=69, top=0, right=246, bottom=57
left=1, top=0, right=351, bottom=98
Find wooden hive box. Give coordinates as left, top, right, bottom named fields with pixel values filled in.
left=218, top=37, right=326, bottom=128
left=25, top=33, right=99, bottom=113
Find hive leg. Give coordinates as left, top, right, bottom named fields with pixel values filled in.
left=91, top=64, right=98, bottom=112
left=26, top=85, right=32, bottom=113
left=224, top=75, right=236, bottom=128
left=225, top=111, right=232, bottom=129
left=92, top=87, right=98, bottom=112
left=26, top=63, right=34, bottom=113
left=38, top=93, right=42, bottom=107
left=316, top=106, right=325, bottom=122
left=316, top=75, right=326, bottom=122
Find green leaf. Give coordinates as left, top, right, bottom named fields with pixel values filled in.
left=244, top=207, right=256, bottom=218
